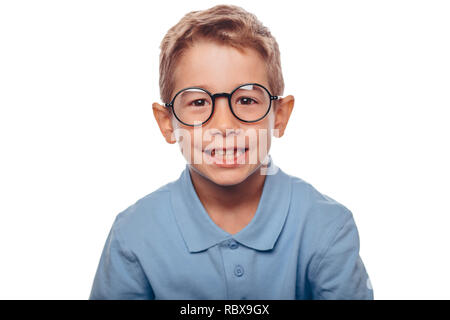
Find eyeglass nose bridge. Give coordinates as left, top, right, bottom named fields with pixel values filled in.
left=207, top=91, right=277, bottom=126
left=211, top=92, right=231, bottom=103
left=209, top=92, right=238, bottom=122
left=209, top=92, right=233, bottom=114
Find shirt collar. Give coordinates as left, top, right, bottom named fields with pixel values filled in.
left=170, top=155, right=292, bottom=253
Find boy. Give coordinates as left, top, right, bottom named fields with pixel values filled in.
left=89, top=4, right=373, bottom=300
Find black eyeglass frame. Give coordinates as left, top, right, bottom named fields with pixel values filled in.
left=164, top=83, right=279, bottom=127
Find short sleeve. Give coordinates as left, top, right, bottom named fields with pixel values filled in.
left=89, top=219, right=154, bottom=300
left=309, top=214, right=374, bottom=300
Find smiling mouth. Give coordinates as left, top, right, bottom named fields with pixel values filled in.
left=204, top=147, right=248, bottom=156
left=203, top=147, right=249, bottom=163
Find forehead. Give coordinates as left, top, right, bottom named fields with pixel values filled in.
left=173, top=40, right=269, bottom=93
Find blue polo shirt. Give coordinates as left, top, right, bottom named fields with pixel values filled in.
left=89, top=156, right=374, bottom=300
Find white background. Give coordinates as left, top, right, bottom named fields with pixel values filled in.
left=0, top=0, right=449, bottom=299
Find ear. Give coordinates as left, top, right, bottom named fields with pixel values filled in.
left=273, top=95, right=295, bottom=138
left=152, top=102, right=177, bottom=144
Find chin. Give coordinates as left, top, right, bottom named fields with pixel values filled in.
left=192, top=164, right=254, bottom=187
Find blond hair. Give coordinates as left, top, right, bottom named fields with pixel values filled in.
left=158, top=4, right=284, bottom=103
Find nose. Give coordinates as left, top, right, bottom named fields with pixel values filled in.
left=206, top=96, right=241, bottom=134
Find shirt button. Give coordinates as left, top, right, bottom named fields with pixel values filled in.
left=228, top=240, right=239, bottom=250
left=234, top=265, right=244, bottom=277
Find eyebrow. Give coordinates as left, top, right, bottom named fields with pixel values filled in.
left=189, top=84, right=213, bottom=91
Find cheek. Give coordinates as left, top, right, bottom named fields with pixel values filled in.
left=173, top=126, right=197, bottom=163
left=267, top=108, right=276, bottom=131
left=246, top=122, right=273, bottom=163
left=256, top=127, right=272, bottom=158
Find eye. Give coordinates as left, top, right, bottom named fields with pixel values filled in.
left=237, top=97, right=257, bottom=105
left=189, top=99, right=209, bottom=107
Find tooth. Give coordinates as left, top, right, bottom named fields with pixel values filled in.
left=225, top=152, right=235, bottom=160
left=226, top=149, right=235, bottom=155
left=216, top=149, right=225, bottom=156
left=236, top=149, right=244, bottom=157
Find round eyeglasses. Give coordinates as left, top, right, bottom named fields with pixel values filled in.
left=164, top=83, right=279, bottom=127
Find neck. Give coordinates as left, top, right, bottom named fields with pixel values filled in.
left=188, top=165, right=268, bottom=234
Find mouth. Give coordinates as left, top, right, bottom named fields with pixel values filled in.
left=202, top=147, right=249, bottom=166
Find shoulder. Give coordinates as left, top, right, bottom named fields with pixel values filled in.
left=290, top=174, right=353, bottom=224
left=111, top=182, right=175, bottom=246
left=284, top=171, right=356, bottom=250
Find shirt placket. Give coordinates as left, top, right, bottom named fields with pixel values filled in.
left=220, top=238, right=250, bottom=300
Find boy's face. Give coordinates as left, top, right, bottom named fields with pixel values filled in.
left=153, top=39, right=294, bottom=186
